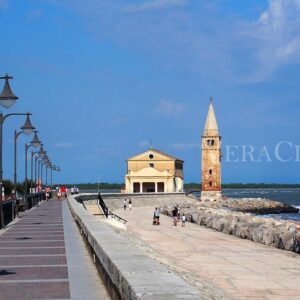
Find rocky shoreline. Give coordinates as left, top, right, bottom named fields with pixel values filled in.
left=220, top=198, right=299, bottom=214
left=161, top=198, right=300, bottom=254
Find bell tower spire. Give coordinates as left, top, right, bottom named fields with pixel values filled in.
left=201, top=98, right=222, bottom=201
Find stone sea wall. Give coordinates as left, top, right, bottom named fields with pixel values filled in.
left=69, top=196, right=203, bottom=300
left=161, top=205, right=300, bottom=254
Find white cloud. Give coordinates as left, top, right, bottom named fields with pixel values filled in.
left=46, top=0, right=300, bottom=83
left=171, top=143, right=200, bottom=150
left=125, top=0, right=188, bottom=12
left=240, top=0, right=300, bottom=82
left=155, top=100, right=184, bottom=116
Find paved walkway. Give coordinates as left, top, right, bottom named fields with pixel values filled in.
left=0, top=199, right=110, bottom=300
left=115, top=207, right=300, bottom=300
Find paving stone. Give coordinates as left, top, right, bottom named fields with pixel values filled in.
left=0, top=281, right=70, bottom=299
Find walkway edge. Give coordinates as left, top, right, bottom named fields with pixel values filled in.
left=67, top=196, right=203, bottom=300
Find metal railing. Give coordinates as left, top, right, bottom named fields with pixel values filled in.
left=0, top=192, right=46, bottom=229
left=98, top=193, right=127, bottom=224
left=0, top=198, right=15, bottom=229
left=26, top=192, right=45, bottom=209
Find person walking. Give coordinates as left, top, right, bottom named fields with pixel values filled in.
left=154, top=207, right=160, bottom=225
left=45, top=186, right=51, bottom=201
left=176, top=204, right=181, bottom=222
left=57, top=186, right=61, bottom=200
left=172, top=206, right=178, bottom=226
left=181, top=214, right=186, bottom=227
left=128, top=199, right=132, bottom=210
left=123, top=198, right=127, bottom=210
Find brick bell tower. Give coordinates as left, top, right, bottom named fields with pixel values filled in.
left=201, top=98, right=222, bottom=201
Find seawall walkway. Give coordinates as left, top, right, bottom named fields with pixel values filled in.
left=114, top=206, right=300, bottom=300
left=0, top=199, right=110, bottom=300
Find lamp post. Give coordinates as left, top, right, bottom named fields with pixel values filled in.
left=34, top=144, right=46, bottom=193
left=14, top=131, right=23, bottom=198
left=0, top=74, right=19, bottom=228
left=50, top=165, right=56, bottom=191
left=37, top=157, right=44, bottom=190
left=51, top=165, right=60, bottom=195
left=13, top=115, right=36, bottom=198
left=31, top=149, right=42, bottom=193
left=24, top=131, right=41, bottom=202
left=45, top=162, right=51, bottom=186
left=37, top=152, right=47, bottom=190
left=34, top=156, right=41, bottom=193
left=41, top=156, right=49, bottom=189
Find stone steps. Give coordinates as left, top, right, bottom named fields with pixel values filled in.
left=84, top=203, right=104, bottom=217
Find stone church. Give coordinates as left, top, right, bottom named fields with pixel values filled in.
left=124, top=149, right=184, bottom=193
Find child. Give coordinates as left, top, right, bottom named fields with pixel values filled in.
left=181, top=214, right=186, bottom=227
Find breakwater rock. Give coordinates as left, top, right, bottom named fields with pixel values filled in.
left=220, top=198, right=299, bottom=214
left=161, top=205, right=300, bottom=253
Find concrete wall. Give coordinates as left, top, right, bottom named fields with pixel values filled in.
left=68, top=195, right=203, bottom=300
left=101, top=193, right=195, bottom=211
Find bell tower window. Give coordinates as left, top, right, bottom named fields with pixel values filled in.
left=209, top=181, right=213, bottom=186
left=207, top=139, right=215, bottom=146
left=209, top=169, right=212, bottom=175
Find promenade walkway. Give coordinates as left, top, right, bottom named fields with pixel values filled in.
left=115, top=206, right=300, bottom=300
left=0, top=199, right=110, bottom=300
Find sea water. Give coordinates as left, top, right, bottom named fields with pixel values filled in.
left=223, top=189, right=300, bottom=222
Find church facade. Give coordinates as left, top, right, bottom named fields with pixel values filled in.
left=124, top=149, right=184, bottom=193
left=201, top=98, right=222, bottom=201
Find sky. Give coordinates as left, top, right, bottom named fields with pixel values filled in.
left=0, top=0, right=300, bottom=184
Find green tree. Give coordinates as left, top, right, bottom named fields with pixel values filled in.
left=2, top=180, right=13, bottom=196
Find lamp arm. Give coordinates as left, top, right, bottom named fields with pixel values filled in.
left=1, top=112, right=31, bottom=123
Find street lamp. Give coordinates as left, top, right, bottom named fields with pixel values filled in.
left=30, top=151, right=39, bottom=192
left=34, top=154, right=42, bottom=193
left=45, top=161, right=51, bottom=186
left=51, top=165, right=60, bottom=193
left=34, top=146, right=45, bottom=189
left=50, top=165, right=56, bottom=191
left=24, top=131, right=41, bottom=202
left=13, top=115, right=36, bottom=197
left=37, top=152, right=47, bottom=190
left=0, top=74, right=18, bottom=108
left=0, top=74, right=20, bottom=228
left=41, top=156, right=49, bottom=188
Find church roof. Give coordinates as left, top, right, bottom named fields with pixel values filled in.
left=204, top=98, right=219, bottom=136
left=127, top=148, right=183, bottom=162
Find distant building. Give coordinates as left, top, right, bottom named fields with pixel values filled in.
left=201, top=98, right=222, bottom=201
left=124, top=148, right=184, bottom=193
